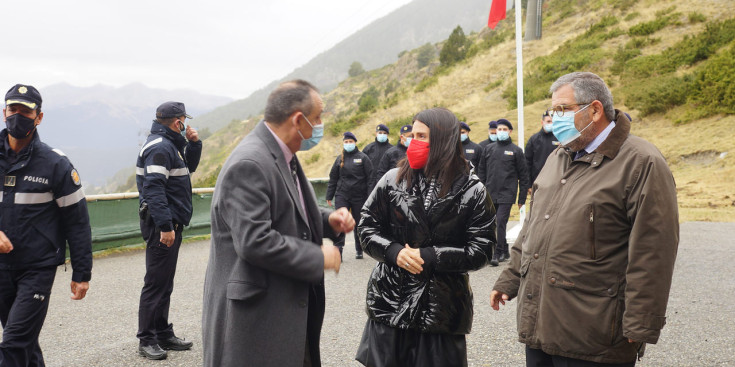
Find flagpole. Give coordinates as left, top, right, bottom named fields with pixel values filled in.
left=515, top=0, right=524, bottom=152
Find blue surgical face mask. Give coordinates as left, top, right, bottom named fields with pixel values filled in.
left=298, top=114, right=324, bottom=151
left=404, top=137, right=412, bottom=147
left=460, top=133, right=468, bottom=142
left=489, top=133, right=498, bottom=142
left=543, top=123, right=553, bottom=133
left=343, top=142, right=356, bottom=152
left=177, top=120, right=186, bottom=137
left=376, top=133, right=388, bottom=143
left=497, top=131, right=510, bottom=141
left=551, top=104, right=593, bottom=146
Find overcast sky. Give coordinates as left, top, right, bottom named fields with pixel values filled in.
left=2, top=0, right=413, bottom=99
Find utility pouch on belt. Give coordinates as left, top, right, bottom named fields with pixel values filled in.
left=139, top=201, right=150, bottom=221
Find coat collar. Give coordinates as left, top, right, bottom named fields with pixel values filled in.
left=593, top=109, right=630, bottom=160
left=0, top=129, right=40, bottom=166
left=150, top=121, right=187, bottom=150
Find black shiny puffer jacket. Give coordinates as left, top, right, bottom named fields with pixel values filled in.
left=358, top=168, right=496, bottom=335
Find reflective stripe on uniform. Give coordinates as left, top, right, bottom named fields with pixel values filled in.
left=52, top=148, right=67, bottom=156
left=136, top=167, right=145, bottom=176
left=170, top=168, right=189, bottom=176
left=14, top=192, right=54, bottom=205
left=56, top=188, right=86, bottom=207
left=147, top=165, right=169, bottom=178
left=139, top=137, right=163, bottom=157
left=0, top=192, right=3, bottom=203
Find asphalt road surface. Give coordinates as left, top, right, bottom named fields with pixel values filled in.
left=13, top=221, right=735, bottom=366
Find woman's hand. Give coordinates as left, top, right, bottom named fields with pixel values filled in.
left=397, top=244, right=424, bottom=274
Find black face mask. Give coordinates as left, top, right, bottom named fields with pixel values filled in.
left=5, top=113, right=37, bottom=139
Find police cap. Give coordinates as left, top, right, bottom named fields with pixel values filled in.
left=5, top=84, right=42, bottom=110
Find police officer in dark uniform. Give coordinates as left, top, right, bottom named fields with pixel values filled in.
left=525, top=111, right=560, bottom=189
left=376, top=124, right=412, bottom=180
left=478, top=120, right=498, bottom=149
left=362, top=124, right=391, bottom=188
left=326, top=132, right=375, bottom=259
left=0, top=84, right=92, bottom=367
left=136, top=101, right=202, bottom=360
left=477, top=118, right=530, bottom=267
left=459, top=121, right=484, bottom=179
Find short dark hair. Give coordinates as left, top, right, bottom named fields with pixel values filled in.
left=264, top=80, right=319, bottom=124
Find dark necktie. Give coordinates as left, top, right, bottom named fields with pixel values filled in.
left=290, top=156, right=299, bottom=186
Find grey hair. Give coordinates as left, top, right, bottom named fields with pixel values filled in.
left=550, top=72, right=615, bottom=121
left=264, top=79, right=319, bottom=124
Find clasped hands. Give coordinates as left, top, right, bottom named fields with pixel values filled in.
left=397, top=244, right=424, bottom=275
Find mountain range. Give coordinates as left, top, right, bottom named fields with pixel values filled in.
left=37, top=82, right=231, bottom=190
left=192, top=0, right=494, bottom=132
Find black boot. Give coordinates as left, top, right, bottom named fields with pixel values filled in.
left=490, top=253, right=499, bottom=267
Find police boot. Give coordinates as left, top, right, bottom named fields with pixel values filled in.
left=490, top=253, right=499, bottom=267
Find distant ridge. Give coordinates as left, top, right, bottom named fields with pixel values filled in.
left=194, top=0, right=491, bottom=132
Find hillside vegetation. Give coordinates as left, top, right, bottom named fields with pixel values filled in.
left=193, top=0, right=735, bottom=222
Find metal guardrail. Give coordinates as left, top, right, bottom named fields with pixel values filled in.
left=86, top=179, right=329, bottom=252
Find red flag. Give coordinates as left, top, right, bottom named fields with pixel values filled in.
left=488, top=0, right=506, bottom=29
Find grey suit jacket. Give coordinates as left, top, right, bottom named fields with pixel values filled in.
left=202, top=121, right=341, bottom=367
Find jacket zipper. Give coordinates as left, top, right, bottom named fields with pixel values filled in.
left=589, top=208, right=596, bottom=259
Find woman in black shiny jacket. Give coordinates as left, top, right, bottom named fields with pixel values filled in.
left=355, top=108, right=497, bottom=367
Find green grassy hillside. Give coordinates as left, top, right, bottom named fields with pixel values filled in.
left=193, top=0, right=735, bottom=222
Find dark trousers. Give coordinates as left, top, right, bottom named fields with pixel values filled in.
left=526, top=346, right=636, bottom=367
left=494, top=203, right=512, bottom=257
left=137, top=218, right=183, bottom=346
left=0, top=266, right=57, bottom=367
left=334, top=195, right=366, bottom=255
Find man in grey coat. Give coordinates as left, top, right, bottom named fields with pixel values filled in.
left=202, top=80, right=353, bottom=367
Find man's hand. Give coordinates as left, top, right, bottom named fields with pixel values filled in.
left=70, top=281, right=89, bottom=300
left=397, top=244, right=424, bottom=274
left=328, top=207, right=355, bottom=234
left=322, top=243, right=341, bottom=274
left=327, top=199, right=333, bottom=207
left=490, top=290, right=509, bottom=310
left=185, top=125, right=199, bottom=142
left=0, top=231, right=13, bottom=254
left=160, top=230, right=175, bottom=247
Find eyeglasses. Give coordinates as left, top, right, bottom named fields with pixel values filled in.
left=546, top=102, right=591, bottom=118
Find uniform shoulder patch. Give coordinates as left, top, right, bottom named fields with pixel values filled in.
left=71, top=169, right=82, bottom=186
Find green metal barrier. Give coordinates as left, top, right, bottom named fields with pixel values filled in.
left=87, top=178, right=330, bottom=252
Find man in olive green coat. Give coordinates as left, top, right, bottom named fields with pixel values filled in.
left=491, top=72, right=679, bottom=366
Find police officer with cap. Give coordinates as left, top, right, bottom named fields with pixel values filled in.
left=376, top=124, right=413, bottom=181
left=136, top=101, right=202, bottom=360
left=459, top=121, right=485, bottom=180
left=525, top=111, right=560, bottom=189
left=362, top=124, right=391, bottom=188
left=479, top=120, right=499, bottom=149
left=477, top=118, right=530, bottom=266
left=0, top=84, right=92, bottom=366
left=326, top=132, right=375, bottom=259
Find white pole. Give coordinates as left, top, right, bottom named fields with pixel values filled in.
left=515, top=0, right=525, bottom=152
